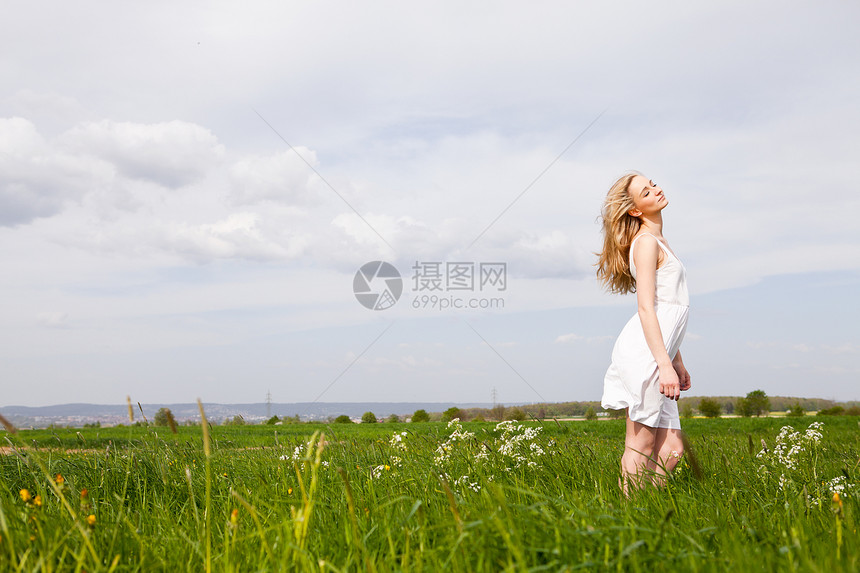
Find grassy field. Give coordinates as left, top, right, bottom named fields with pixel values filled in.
left=0, top=413, right=857, bottom=571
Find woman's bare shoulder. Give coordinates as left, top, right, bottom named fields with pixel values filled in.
left=630, top=233, right=664, bottom=267
left=631, top=233, right=661, bottom=251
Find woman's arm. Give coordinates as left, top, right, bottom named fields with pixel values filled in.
left=631, top=235, right=681, bottom=400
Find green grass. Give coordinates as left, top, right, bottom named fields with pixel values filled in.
left=1, top=416, right=857, bottom=571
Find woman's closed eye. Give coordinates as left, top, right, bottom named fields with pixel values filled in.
left=642, top=181, right=656, bottom=196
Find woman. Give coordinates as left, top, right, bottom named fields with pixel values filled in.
left=596, top=172, right=691, bottom=494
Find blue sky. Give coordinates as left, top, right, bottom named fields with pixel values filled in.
left=1, top=1, right=858, bottom=407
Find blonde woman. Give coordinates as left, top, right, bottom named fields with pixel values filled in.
left=596, top=172, right=691, bottom=494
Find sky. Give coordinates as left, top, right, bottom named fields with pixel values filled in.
left=1, top=1, right=858, bottom=408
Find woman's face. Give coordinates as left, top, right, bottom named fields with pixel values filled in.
left=627, top=175, right=667, bottom=217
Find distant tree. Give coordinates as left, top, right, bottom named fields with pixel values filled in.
left=607, top=408, right=626, bottom=419
left=386, top=414, right=400, bottom=423
left=698, top=398, right=722, bottom=418
left=723, top=401, right=734, bottom=415
left=472, top=414, right=486, bottom=422
left=491, top=404, right=506, bottom=421
left=154, top=408, right=174, bottom=427
left=441, top=407, right=463, bottom=423
left=681, top=403, right=694, bottom=419
left=787, top=403, right=805, bottom=417
left=507, top=407, right=526, bottom=421
left=411, top=409, right=430, bottom=423
left=846, top=406, right=860, bottom=416
left=817, top=406, right=844, bottom=416
left=225, top=415, right=245, bottom=426
left=334, top=415, right=353, bottom=424
left=83, top=421, right=101, bottom=428
left=361, top=411, right=377, bottom=424
left=584, top=406, right=597, bottom=421
left=537, top=407, right=546, bottom=419
left=743, top=390, right=771, bottom=417
left=266, top=415, right=280, bottom=425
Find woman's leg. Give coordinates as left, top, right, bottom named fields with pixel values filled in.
left=647, top=428, right=685, bottom=485
left=620, top=414, right=657, bottom=495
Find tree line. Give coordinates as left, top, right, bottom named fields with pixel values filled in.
left=140, top=392, right=860, bottom=429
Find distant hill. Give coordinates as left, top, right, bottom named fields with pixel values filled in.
left=0, top=402, right=494, bottom=428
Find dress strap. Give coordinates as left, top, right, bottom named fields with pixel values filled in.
left=631, top=232, right=670, bottom=255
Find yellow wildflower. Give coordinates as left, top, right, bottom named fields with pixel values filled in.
left=230, top=509, right=239, bottom=526
left=34, top=495, right=42, bottom=507
left=288, top=487, right=293, bottom=494
left=55, top=474, right=65, bottom=485
left=86, top=514, right=96, bottom=527
left=20, top=489, right=31, bottom=503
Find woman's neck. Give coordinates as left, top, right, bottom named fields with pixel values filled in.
left=639, top=214, right=664, bottom=237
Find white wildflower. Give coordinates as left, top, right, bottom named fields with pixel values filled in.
left=433, top=419, right=475, bottom=466
left=475, top=445, right=490, bottom=462
left=389, top=431, right=409, bottom=451
left=827, top=476, right=855, bottom=497
left=758, top=422, right=826, bottom=491
left=453, top=474, right=481, bottom=492
left=491, top=420, right=544, bottom=469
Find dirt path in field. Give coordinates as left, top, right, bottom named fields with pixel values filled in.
left=0, top=446, right=109, bottom=456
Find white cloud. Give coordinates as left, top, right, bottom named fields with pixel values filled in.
left=228, top=149, right=320, bottom=206
left=60, top=120, right=224, bottom=188
left=36, top=312, right=68, bottom=328
left=163, top=213, right=307, bottom=262
left=822, top=344, right=860, bottom=355
left=556, top=333, right=614, bottom=345
left=0, top=117, right=99, bottom=225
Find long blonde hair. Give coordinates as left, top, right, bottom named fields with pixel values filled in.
left=595, top=172, right=643, bottom=294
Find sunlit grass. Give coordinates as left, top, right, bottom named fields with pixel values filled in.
left=0, top=415, right=857, bottom=571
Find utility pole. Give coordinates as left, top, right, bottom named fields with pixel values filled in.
left=266, top=390, right=272, bottom=419
left=491, top=387, right=498, bottom=408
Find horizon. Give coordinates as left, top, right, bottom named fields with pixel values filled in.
left=4, top=393, right=856, bottom=410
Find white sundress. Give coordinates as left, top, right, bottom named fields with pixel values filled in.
left=601, top=233, right=690, bottom=429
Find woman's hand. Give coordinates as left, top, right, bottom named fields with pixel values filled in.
left=674, top=362, right=691, bottom=391
left=672, top=352, right=691, bottom=392
left=658, top=364, right=681, bottom=400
